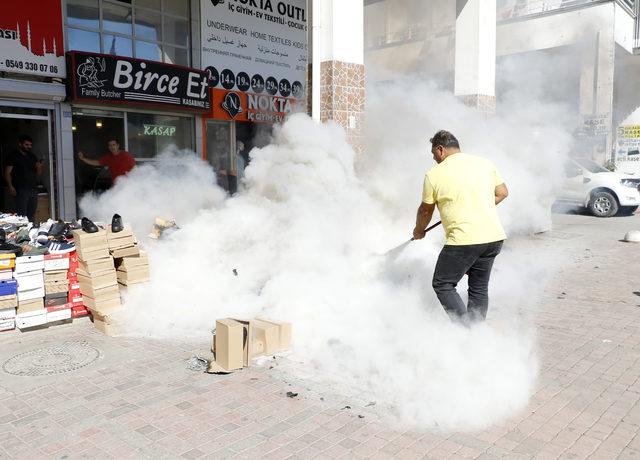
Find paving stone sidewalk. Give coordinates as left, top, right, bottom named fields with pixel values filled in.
left=0, top=213, right=639, bottom=459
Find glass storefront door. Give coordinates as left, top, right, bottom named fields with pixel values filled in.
left=0, top=106, right=55, bottom=222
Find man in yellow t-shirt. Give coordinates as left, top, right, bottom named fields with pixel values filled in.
left=412, top=130, right=509, bottom=324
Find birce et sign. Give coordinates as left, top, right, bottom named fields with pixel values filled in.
left=68, top=51, right=210, bottom=112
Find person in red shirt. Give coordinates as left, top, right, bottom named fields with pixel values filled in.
left=77, top=139, right=136, bottom=185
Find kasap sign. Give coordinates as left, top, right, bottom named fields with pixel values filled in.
left=68, top=51, right=210, bottom=112
left=0, top=1, right=65, bottom=77
left=201, top=0, right=308, bottom=120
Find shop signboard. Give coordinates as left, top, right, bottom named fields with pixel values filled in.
left=201, top=0, right=308, bottom=121
left=67, top=51, right=211, bottom=112
left=616, top=124, right=640, bottom=174
left=211, top=89, right=300, bottom=123
left=0, top=1, right=65, bottom=77
left=579, top=113, right=610, bottom=137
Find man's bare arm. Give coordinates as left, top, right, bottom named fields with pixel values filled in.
left=413, top=202, right=436, bottom=240
left=495, top=183, right=508, bottom=205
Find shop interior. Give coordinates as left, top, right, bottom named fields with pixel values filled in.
left=0, top=107, right=54, bottom=222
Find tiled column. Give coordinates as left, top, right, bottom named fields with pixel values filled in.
left=312, top=0, right=365, bottom=153
left=454, top=0, right=497, bottom=114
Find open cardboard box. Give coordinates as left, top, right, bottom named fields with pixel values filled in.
left=207, top=317, right=292, bottom=374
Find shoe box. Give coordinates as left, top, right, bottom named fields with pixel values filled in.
left=0, top=294, right=17, bottom=309
left=44, top=253, right=70, bottom=271
left=0, top=279, right=17, bottom=296
left=0, top=253, right=16, bottom=270
left=0, top=269, right=13, bottom=281
left=0, top=305, right=16, bottom=331
left=15, top=309, right=47, bottom=329
left=14, top=255, right=45, bottom=274
left=17, top=298, right=44, bottom=315
left=47, top=308, right=71, bottom=323
left=71, top=305, right=89, bottom=318
left=15, top=270, right=44, bottom=291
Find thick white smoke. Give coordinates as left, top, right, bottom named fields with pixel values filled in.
left=78, top=71, right=574, bottom=430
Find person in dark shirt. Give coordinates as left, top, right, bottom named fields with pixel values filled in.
left=77, top=139, right=136, bottom=185
left=4, top=134, right=43, bottom=223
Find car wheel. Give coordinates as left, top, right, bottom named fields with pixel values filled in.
left=589, top=191, right=619, bottom=217
left=619, top=206, right=639, bottom=216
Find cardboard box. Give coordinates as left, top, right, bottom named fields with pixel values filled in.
left=214, top=318, right=246, bottom=371
left=44, top=253, right=70, bottom=271
left=0, top=307, right=16, bottom=319
left=45, top=295, right=69, bottom=308
left=46, top=302, right=72, bottom=313
left=0, top=294, right=17, bottom=309
left=0, top=318, right=15, bottom=331
left=44, top=280, right=69, bottom=294
left=77, top=256, right=114, bottom=276
left=71, top=305, right=89, bottom=318
left=0, top=268, right=14, bottom=280
left=0, top=253, right=16, bottom=269
left=115, top=250, right=148, bottom=270
left=77, top=271, right=118, bottom=291
left=88, top=304, right=121, bottom=324
left=15, top=271, right=44, bottom=291
left=256, top=317, right=292, bottom=351
left=110, top=245, right=140, bottom=258
left=17, top=286, right=45, bottom=302
left=251, top=319, right=281, bottom=355
left=44, top=270, right=68, bottom=282
left=116, top=267, right=150, bottom=285
left=15, top=309, right=47, bottom=329
left=77, top=278, right=119, bottom=299
left=76, top=246, right=111, bottom=261
left=14, top=255, right=45, bottom=273
left=71, top=228, right=107, bottom=248
left=47, top=308, right=71, bottom=322
left=93, top=318, right=112, bottom=335
left=83, top=295, right=121, bottom=310
left=17, top=297, right=45, bottom=314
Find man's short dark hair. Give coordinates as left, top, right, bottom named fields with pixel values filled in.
left=107, top=139, right=120, bottom=145
left=430, top=130, right=460, bottom=149
left=18, top=134, right=33, bottom=144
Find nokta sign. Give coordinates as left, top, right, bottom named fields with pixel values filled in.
left=68, top=51, right=210, bottom=112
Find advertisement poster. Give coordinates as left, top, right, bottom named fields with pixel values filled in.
left=68, top=51, right=211, bottom=112
left=0, top=1, right=66, bottom=78
left=616, top=125, right=640, bottom=174
left=201, top=0, right=308, bottom=112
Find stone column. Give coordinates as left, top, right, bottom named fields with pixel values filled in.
left=311, top=0, right=365, bottom=153
left=454, top=0, right=497, bottom=113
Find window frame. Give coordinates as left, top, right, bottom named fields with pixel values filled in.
left=64, top=0, right=191, bottom=66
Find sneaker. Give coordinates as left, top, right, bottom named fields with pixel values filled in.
left=22, top=243, right=48, bottom=255
left=81, top=217, right=99, bottom=233
left=48, top=220, right=69, bottom=239
left=0, top=241, right=23, bottom=256
left=14, top=227, right=31, bottom=245
left=46, top=239, right=76, bottom=254
left=111, top=214, right=123, bottom=233
left=0, top=228, right=5, bottom=244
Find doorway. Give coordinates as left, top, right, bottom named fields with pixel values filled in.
left=0, top=106, right=55, bottom=222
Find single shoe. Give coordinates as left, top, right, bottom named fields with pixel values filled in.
left=111, top=214, right=123, bottom=233
left=14, top=227, right=31, bottom=245
left=46, top=239, right=76, bottom=254
left=48, top=220, right=69, bottom=239
left=0, top=228, right=5, bottom=244
left=22, top=243, right=48, bottom=255
left=0, top=241, right=23, bottom=256
left=81, top=217, right=99, bottom=233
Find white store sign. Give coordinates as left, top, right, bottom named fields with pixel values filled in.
left=200, top=0, right=308, bottom=99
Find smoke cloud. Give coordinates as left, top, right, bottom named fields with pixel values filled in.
left=78, top=54, right=575, bottom=430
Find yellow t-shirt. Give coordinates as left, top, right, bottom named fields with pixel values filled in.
left=422, top=152, right=507, bottom=246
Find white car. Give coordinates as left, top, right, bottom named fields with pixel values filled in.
left=559, top=158, right=640, bottom=217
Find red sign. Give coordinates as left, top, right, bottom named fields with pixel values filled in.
left=207, top=88, right=299, bottom=124
left=0, top=1, right=65, bottom=77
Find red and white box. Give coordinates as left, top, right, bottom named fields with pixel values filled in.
left=71, top=305, right=89, bottom=318
left=69, top=292, right=83, bottom=307
left=44, top=253, right=70, bottom=271
left=46, top=302, right=72, bottom=313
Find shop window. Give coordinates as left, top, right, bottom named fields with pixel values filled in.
left=67, top=28, right=101, bottom=53
left=103, top=35, right=133, bottom=57
left=135, top=40, right=162, bottom=61
left=66, top=0, right=100, bottom=29
left=127, top=113, right=193, bottom=159
left=65, top=0, right=191, bottom=66
left=102, top=2, right=133, bottom=35
left=135, top=9, right=162, bottom=41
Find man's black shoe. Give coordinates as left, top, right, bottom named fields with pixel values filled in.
left=111, top=214, right=123, bottom=233
left=0, top=228, right=5, bottom=244
left=81, top=217, right=99, bottom=233
left=0, top=242, right=23, bottom=256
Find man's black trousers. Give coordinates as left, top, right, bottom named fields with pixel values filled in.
left=15, top=188, right=38, bottom=223
left=432, top=240, right=503, bottom=324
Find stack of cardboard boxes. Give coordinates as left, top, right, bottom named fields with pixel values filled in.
left=115, top=251, right=149, bottom=286
left=65, top=253, right=88, bottom=318
left=0, top=254, right=17, bottom=331
left=74, top=228, right=121, bottom=315
left=14, top=255, right=46, bottom=330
